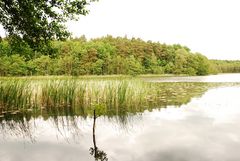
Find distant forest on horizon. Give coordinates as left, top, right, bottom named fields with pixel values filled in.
left=0, top=35, right=240, bottom=76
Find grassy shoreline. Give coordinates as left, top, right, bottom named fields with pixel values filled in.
left=0, top=73, right=215, bottom=80
left=0, top=76, right=212, bottom=118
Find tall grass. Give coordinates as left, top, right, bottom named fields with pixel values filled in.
left=0, top=76, right=212, bottom=117
left=0, top=79, right=32, bottom=113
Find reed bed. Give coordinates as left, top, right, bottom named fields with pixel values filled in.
left=0, top=76, right=211, bottom=117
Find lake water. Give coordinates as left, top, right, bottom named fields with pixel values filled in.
left=145, top=73, right=240, bottom=82
left=1, top=74, right=240, bottom=161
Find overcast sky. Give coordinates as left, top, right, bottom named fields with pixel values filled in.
left=1, top=0, right=240, bottom=60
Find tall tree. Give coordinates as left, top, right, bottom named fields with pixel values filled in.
left=0, top=0, right=97, bottom=51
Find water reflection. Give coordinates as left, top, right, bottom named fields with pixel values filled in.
left=1, top=83, right=240, bottom=161
left=0, top=82, right=214, bottom=141
left=145, top=73, right=240, bottom=82
left=89, top=110, right=108, bottom=161
left=0, top=113, right=36, bottom=142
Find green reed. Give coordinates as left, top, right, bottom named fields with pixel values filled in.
left=0, top=76, right=213, bottom=117
left=0, top=79, right=32, bottom=113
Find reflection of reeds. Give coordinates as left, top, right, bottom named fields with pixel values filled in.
left=0, top=112, right=36, bottom=142
left=0, top=77, right=212, bottom=117
left=0, top=77, right=218, bottom=141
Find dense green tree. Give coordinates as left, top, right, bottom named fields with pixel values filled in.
left=32, top=55, right=52, bottom=75
left=1, top=35, right=238, bottom=76
left=0, top=40, right=10, bottom=56
left=8, top=54, right=27, bottom=75
left=0, top=0, right=97, bottom=51
left=211, top=60, right=240, bottom=73
left=0, top=56, right=11, bottom=75
left=173, top=48, right=189, bottom=74
left=126, top=55, right=144, bottom=76
left=92, top=59, right=104, bottom=75
left=111, top=55, right=127, bottom=74
left=57, top=55, right=75, bottom=75
left=188, top=53, right=210, bottom=75
left=0, top=54, right=27, bottom=76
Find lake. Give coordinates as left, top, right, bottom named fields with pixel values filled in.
left=1, top=74, right=240, bottom=161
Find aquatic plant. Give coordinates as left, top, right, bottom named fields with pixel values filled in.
left=0, top=76, right=212, bottom=117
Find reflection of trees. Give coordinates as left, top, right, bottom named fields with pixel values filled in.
left=0, top=113, right=36, bottom=142
left=89, top=109, right=108, bottom=161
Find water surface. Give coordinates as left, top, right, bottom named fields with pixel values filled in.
left=145, top=73, right=240, bottom=82
left=1, top=74, right=240, bottom=161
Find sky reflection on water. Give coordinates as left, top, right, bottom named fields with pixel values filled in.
left=1, top=85, right=240, bottom=161
left=146, top=73, right=240, bottom=83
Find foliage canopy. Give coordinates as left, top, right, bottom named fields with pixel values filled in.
left=0, top=35, right=228, bottom=76
left=0, top=0, right=96, bottom=50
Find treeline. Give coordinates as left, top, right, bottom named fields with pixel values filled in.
left=0, top=35, right=237, bottom=76
left=210, top=60, right=240, bottom=73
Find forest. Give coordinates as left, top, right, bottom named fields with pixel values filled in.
left=0, top=35, right=239, bottom=76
